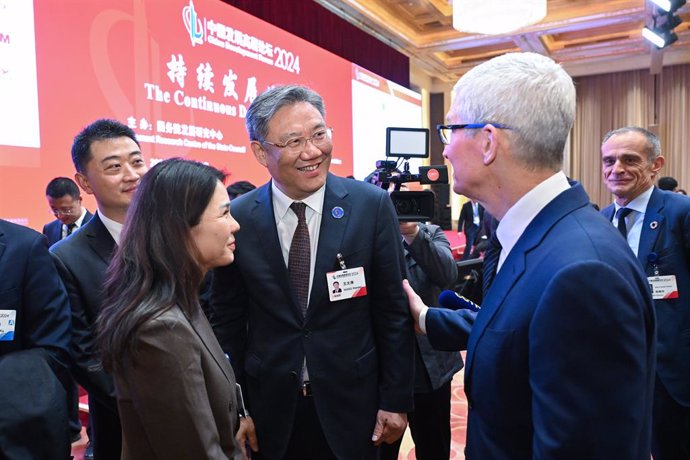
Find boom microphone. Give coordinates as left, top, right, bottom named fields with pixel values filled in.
left=438, top=290, right=481, bottom=312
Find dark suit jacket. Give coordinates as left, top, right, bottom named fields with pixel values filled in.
left=211, top=174, right=414, bottom=459
left=602, top=187, right=690, bottom=406
left=50, top=213, right=121, bottom=459
left=114, top=306, right=242, bottom=460
left=458, top=201, right=484, bottom=236
left=427, top=183, right=656, bottom=459
left=404, top=223, right=463, bottom=392
left=0, top=220, right=72, bottom=459
left=42, top=210, right=93, bottom=247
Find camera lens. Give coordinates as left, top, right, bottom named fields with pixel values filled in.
left=395, top=198, right=417, bottom=214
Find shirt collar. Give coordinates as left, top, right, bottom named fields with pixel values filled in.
left=271, top=181, right=325, bottom=220
left=496, top=171, right=570, bottom=262
left=98, top=210, right=124, bottom=245
left=613, top=185, right=653, bottom=215
left=72, top=207, right=88, bottom=228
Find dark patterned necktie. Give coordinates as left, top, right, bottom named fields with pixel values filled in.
left=615, top=207, right=633, bottom=239
left=289, top=202, right=310, bottom=315
left=482, top=233, right=502, bottom=296
left=66, top=223, right=77, bottom=236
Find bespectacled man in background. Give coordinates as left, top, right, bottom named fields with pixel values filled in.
left=43, top=177, right=93, bottom=247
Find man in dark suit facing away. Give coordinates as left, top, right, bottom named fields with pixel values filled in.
left=403, top=52, right=656, bottom=459
left=42, top=177, right=93, bottom=247
left=0, top=219, right=72, bottom=459
left=601, top=126, right=690, bottom=460
left=211, top=85, right=414, bottom=459
left=51, top=119, right=148, bottom=460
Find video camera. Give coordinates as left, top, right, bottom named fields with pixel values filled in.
left=366, top=127, right=448, bottom=222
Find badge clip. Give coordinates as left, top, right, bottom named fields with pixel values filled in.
left=336, top=253, right=347, bottom=270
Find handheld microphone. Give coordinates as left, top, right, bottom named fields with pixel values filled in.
left=438, top=290, right=481, bottom=312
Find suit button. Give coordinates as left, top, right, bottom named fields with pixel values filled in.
left=303, top=329, right=311, bottom=338
left=467, top=399, right=473, bottom=410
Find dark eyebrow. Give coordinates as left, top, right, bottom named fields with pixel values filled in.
left=100, top=151, right=143, bottom=164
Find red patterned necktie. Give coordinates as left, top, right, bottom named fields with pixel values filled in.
left=289, top=202, right=310, bottom=315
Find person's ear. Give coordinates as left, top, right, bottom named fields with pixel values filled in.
left=74, top=172, right=94, bottom=195
left=481, top=125, right=500, bottom=166
left=251, top=141, right=268, bottom=167
left=651, top=155, right=665, bottom=177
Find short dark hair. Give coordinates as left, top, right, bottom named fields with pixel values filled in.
left=71, top=119, right=140, bottom=173
left=658, top=176, right=678, bottom=191
left=245, top=85, right=325, bottom=141
left=226, top=180, right=256, bottom=199
left=98, top=158, right=225, bottom=372
left=45, top=177, right=80, bottom=199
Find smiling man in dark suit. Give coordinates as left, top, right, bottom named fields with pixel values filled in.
left=50, top=119, right=148, bottom=460
left=211, top=85, right=414, bottom=459
left=601, top=126, right=690, bottom=460
left=42, top=177, right=93, bottom=247
left=403, top=52, right=656, bottom=459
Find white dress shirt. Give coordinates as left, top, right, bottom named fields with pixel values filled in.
left=611, top=185, right=653, bottom=257
left=62, top=207, right=89, bottom=239
left=271, top=181, right=325, bottom=306
left=99, top=211, right=124, bottom=245
left=419, top=171, right=571, bottom=333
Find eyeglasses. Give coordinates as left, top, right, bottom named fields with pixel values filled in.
left=436, top=123, right=512, bottom=145
left=261, top=127, right=333, bottom=153
left=52, top=208, right=76, bottom=216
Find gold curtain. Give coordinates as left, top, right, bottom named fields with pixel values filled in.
left=658, top=65, right=690, bottom=193
left=569, top=63, right=690, bottom=208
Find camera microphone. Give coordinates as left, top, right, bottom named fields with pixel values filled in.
left=438, top=290, right=481, bottom=312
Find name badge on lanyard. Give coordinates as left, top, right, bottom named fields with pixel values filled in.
left=327, top=267, right=367, bottom=302
left=0, top=310, right=17, bottom=341
left=648, top=275, right=679, bottom=300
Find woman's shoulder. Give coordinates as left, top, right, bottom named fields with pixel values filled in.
left=140, top=305, right=190, bottom=332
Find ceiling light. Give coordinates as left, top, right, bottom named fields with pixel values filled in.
left=642, top=10, right=683, bottom=49
left=452, top=0, right=547, bottom=35
left=643, top=27, right=679, bottom=48
left=648, top=0, right=686, bottom=13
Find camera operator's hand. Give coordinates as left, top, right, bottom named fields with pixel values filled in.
left=399, top=222, right=420, bottom=245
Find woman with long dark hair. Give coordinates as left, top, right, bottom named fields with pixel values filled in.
left=97, top=158, right=254, bottom=459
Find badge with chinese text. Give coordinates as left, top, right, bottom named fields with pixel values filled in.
left=648, top=275, right=679, bottom=300
left=327, top=267, right=367, bottom=302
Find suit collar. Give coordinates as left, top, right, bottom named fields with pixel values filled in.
left=250, top=183, right=303, bottom=321
left=637, top=187, right=665, bottom=267
left=251, top=175, right=352, bottom=323
left=465, top=182, right=591, bottom=387
left=308, top=175, right=351, bottom=321
left=180, top=307, right=234, bottom=383
left=84, top=213, right=117, bottom=265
